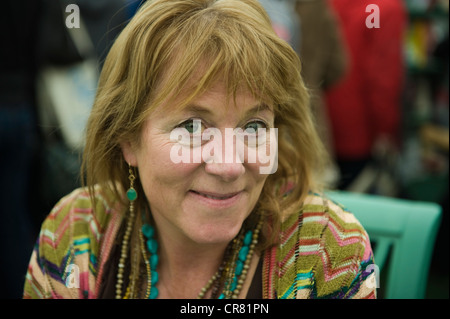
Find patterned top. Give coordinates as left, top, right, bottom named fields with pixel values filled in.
left=23, top=186, right=376, bottom=299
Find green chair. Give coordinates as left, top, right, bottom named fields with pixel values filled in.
left=326, top=191, right=442, bottom=299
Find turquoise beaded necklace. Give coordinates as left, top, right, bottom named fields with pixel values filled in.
left=118, top=165, right=263, bottom=299
left=140, top=218, right=262, bottom=299
left=141, top=224, right=160, bottom=298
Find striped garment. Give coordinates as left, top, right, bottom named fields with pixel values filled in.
left=23, top=186, right=376, bottom=299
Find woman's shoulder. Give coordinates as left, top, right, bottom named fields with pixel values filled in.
left=40, top=185, right=126, bottom=259
left=43, top=185, right=124, bottom=232
left=301, top=192, right=372, bottom=260
left=271, top=192, right=375, bottom=299
left=303, top=192, right=368, bottom=232
left=26, top=185, right=124, bottom=298
left=281, top=192, right=369, bottom=238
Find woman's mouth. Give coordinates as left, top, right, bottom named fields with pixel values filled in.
left=190, top=190, right=239, bottom=200
left=188, top=190, right=243, bottom=207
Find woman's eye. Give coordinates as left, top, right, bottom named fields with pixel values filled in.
left=179, top=119, right=202, bottom=134
left=173, top=119, right=205, bottom=147
left=244, top=120, right=267, bottom=133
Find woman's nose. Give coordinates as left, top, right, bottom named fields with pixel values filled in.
left=204, top=161, right=245, bottom=182
left=203, top=128, right=245, bottom=182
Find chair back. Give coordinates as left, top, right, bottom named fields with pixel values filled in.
left=326, top=191, right=442, bottom=299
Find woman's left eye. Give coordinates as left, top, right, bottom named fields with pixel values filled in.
left=244, top=120, right=267, bottom=133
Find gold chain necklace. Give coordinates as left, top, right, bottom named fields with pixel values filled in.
left=116, top=211, right=263, bottom=299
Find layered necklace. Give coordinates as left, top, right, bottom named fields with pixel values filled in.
left=115, top=171, right=263, bottom=299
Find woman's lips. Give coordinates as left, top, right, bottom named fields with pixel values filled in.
left=188, top=190, right=243, bottom=207
left=191, top=190, right=240, bottom=199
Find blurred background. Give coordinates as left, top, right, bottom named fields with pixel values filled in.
left=0, top=0, right=448, bottom=299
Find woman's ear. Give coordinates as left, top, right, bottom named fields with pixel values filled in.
left=120, top=141, right=138, bottom=166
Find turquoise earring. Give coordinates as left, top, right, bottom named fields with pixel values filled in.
left=116, top=164, right=138, bottom=299
left=127, top=165, right=138, bottom=202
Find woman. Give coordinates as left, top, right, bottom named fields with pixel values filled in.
left=24, top=0, right=375, bottom=299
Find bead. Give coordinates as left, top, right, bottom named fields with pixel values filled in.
left=150, top=254, right=159, bottom=269
left=146, top=239, right=158, bottom=254
left=247, top=250, right=254, bottom=259
left=243, top=230, right=253, bottom=245
left=231, top=277, right=238, bottom=290
left=238, top=246, right=249, bottom=261
left=142, top=224, right=155, bottom=238
left=126, top=188, right=137, bottom=201
left=235, top=260, right=244, bottom=276
left=151, top=270, right=159, bottom=284
left=149, top=286, right=159, bottom=299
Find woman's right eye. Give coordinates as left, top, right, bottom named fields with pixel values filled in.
left=172, top=119, right=205, bottom=147
left=178, top=119, right=203, bottom=134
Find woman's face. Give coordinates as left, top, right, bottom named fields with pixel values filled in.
left=122, top=81, right=276, bottom=246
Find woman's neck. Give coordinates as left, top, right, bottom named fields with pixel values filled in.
left=156, top=232, right=230, bottom=299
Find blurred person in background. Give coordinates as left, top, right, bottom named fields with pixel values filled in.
left=294, top=0, right=348, bottom=186
left=260, top=0, right=348, bottom=187
left=35, top=0, right=131, bottom=214
left=325, top=0, right=408, bottom=190
left=0, top=0, right=131, bottom=299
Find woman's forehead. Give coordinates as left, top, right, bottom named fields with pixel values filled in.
left=152, top=77, right=273, bottom=116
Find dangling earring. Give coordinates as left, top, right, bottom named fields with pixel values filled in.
left=116, top=164, right=138, bottom=299
left=127, top=165, right=138, bottom=202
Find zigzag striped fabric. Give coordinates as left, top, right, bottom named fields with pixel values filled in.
left=263, top=194, right=376, bottom=298
left=23, top=187, right=376, bottom=299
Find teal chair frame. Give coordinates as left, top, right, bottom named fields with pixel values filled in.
left=326, top=191, right=442, bottom=299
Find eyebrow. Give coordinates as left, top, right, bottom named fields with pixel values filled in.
left=183, top=103, right=273, bottom=118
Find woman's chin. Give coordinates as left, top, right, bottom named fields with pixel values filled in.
left=183, top=221, right=244, bottom=246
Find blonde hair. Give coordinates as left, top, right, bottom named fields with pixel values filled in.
left=82, top=0, right=329, bottom=250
